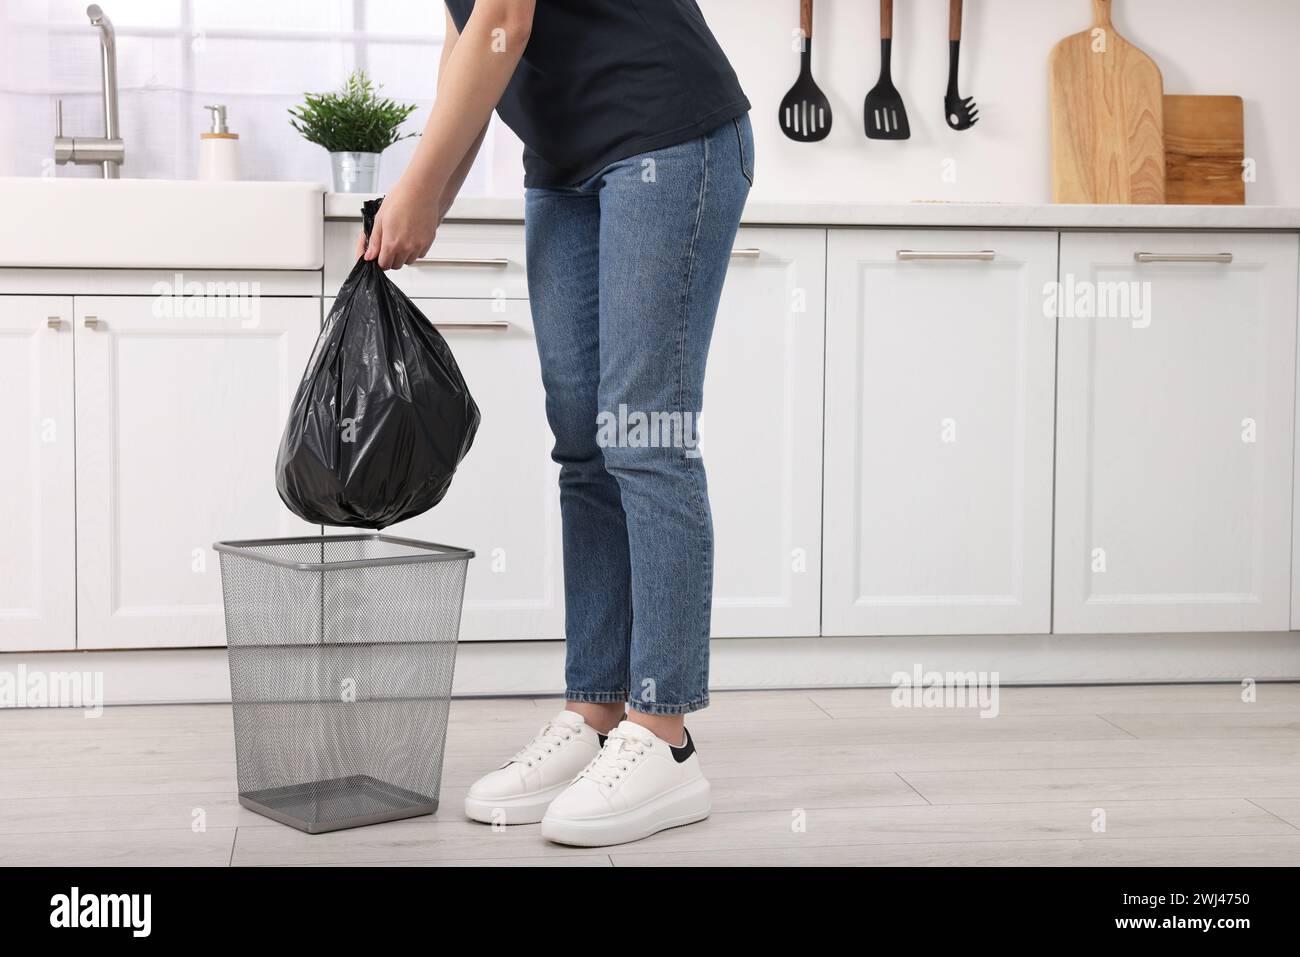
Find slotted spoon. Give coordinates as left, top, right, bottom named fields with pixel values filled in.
left=779, top=0, right=832, bottom=142
left=864, top=0, right=910, bottom=139
left=945, top=0, right=979, bottom=130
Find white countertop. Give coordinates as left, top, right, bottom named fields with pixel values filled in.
left=327, top=192, right=1300, bottom=230
left=1, top=178, right=326, bottom=269
left=4, top=179, right=1295, bottom=272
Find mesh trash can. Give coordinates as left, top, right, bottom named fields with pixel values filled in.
left=213, top=534, right=472, bottom=834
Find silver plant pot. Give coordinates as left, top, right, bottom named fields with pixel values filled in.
left=329, top=151, right=381, bottom=193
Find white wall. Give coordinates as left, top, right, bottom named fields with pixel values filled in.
left=489, top=0, right=1298, bottom=206
left=8, top=1, right=1295, bottom=205
left=704, top=0, right=1299, bottom=206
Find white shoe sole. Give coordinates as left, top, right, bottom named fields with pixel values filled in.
left=540, top=776, right=711, bottom=847
left=464, top=780, right=571, bottom=826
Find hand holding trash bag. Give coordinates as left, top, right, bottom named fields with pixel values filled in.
left=275, top=197, right=480, bottom=528
left=353, top=176, right=442, bottom=270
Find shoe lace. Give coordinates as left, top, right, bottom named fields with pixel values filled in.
left=579, top=728, right=649, bottom=789
left=511, top=721, right=578, bottom=769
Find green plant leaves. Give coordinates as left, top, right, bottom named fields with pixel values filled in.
left=288, top=69, right=418, bottom=154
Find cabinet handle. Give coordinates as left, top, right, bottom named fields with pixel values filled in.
left=897, top=249, right=996, bottom=261
left=414, top=257, right=510, bottom=267
left=1134, top=252, right=1233, bottom=264
left=730, top=248, right=762, bottom=259
left=432, top=320, right=510, bottom=332
left=47, top=316, right=63, bottom=330
left=83, top=316, right=100, bottom=329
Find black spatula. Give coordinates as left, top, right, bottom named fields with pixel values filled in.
left=864, top=0, right=910, bottom=139
left=779, top=0, right=832, bottom=142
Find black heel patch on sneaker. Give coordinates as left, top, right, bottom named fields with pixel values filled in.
left=670, top=729, right=696, bottom=763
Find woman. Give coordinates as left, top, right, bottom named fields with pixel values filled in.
left=361, top=0, right=751, bottom=847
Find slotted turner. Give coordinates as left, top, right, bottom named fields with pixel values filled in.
left=779, top=0, right=832, bottom=142
left=864, top=0, right=910, bottom=139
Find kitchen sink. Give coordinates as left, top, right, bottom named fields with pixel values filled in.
left=0, top=177, right=325, bottom=270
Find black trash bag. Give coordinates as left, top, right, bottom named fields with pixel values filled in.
left=276, top=198, right=480, bottom=528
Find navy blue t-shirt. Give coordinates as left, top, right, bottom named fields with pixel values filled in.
left=443, top=0, right=750, bottom=188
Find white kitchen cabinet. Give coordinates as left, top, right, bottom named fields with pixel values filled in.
left=74, top=295, right=320, bottom=649
left=822, top=230, right=1058, bottom=636
left=0, top=297, right=76, bottom=651
left=1055, top=232, right=1299, bottom=633
left=10, top=212, right=1291, bottom=660
left=704, top=227, right=826, bottom=637
left=383, top=297, right=565, bottom=641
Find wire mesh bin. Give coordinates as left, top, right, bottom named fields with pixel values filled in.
left=213, top=534, right=473, bottom=834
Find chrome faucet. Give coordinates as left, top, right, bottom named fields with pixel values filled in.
left=54, top=4, right=125, bottom=178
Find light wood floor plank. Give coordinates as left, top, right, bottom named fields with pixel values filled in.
left=0, top=697, right=538, bottom=739
left=900, top=765, right=1300, bottom=805
left=0, top=827, right=236, bottom=866
left=701, top=737, right=1300, bottom=777
left=230, top=817, right=608, bottom=866
left=0, top=703, right=233, bottom=733
left=628, top=799, right=1289, bottom=855
left=295, top=855, right=612, bottom=867
left=0, top=792, right=262, bottom=834
left=710, top=772, right=926, bottom=812
left=0, top=761, right=239, bottom=800
left=1100, top=712, right=1300, bottom=739
left=230, top=798, right=1288, bottom=865
left=808, top=682, right=1300, bottom=717
left=0, top=731, right=237, bottom=768
left=611, top=835, right=1300, bottom=867
left=1246, top=798, right=1300, bottom=830
left=694, top=714, right=1131, bottom=748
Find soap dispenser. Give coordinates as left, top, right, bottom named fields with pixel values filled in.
left=199, top=104, right=240, bottom=181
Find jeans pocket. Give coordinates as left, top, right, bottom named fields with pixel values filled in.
left=733, top=116, right=754, bottom=187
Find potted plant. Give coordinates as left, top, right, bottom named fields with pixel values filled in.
left=289, top=69, right=418, bottom=193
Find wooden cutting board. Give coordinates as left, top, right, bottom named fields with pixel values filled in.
left=1163, top=95, right=1245, bottom=205
left=1050, top=0, right=1166, bottom=204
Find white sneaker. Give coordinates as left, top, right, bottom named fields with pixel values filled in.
left=540, top=720, right=710, bottom=847
left=464, top=710, right=604, bottom=825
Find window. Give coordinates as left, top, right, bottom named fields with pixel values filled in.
left=0, top=0, right=508, bottom=193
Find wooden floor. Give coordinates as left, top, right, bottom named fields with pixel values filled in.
left=2, top=683, right=1299, bottom=866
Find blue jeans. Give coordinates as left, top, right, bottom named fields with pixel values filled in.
left=525, top=115, right=753, bottom=716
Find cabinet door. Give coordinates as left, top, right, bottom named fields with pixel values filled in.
left=1056, top=233, right=1298, bottom=633
left=383, top=298, right=565, bottom=641
left=823, top=230, right=1058, bottom=636
left=74, top=295, right=319, bottom=649
left=704, top=228, right=825, bottom=637
left=0, top=297, right=76, bottom=651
